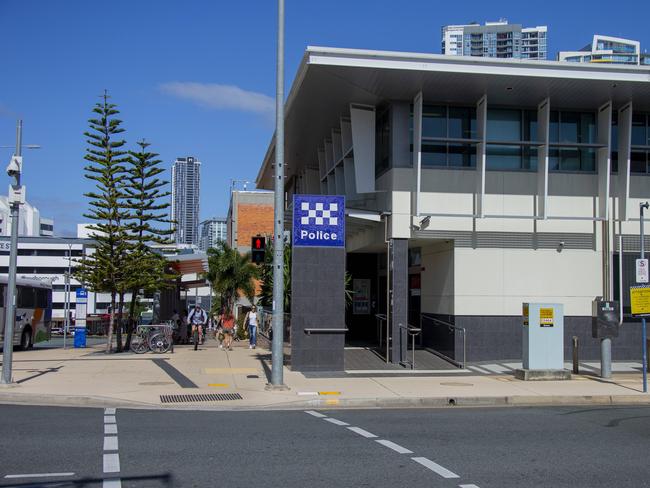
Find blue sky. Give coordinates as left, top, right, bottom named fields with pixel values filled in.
left=0, top=0, right=648, bottom=236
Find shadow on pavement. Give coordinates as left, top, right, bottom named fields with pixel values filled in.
left=0, top=472, right=174, bottom=487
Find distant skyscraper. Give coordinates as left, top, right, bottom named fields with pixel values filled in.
left=442, top=20, right=547, bottom=60
left=198, top=217, right=227, bottom=251
left=171, top=156, right=201, bottom=246
left=558, top=35, right=644, bottom=65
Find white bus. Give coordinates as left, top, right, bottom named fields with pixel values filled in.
left=0, top=276, right=53, bottom=349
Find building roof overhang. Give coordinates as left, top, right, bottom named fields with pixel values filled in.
left=168, top=252, right=208, bottom=276
left=257, top=46, right=650, bottom=189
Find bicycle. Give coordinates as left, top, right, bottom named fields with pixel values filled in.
left=130, top=324, right=173, bottom=354
left=191, top=324, right=203, bottom=351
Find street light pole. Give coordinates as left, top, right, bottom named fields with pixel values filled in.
left=640, top=201, right=649, bottom=393
left=1, top=120, right=24, bottom=385
left=63, top=244, right=72, bottom=349
left=270, top=0, right=286, bottom=388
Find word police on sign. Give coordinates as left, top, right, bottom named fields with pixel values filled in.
left=637, top=259, right=649, bottom=284
left=293, top=195, right=345, bottom=248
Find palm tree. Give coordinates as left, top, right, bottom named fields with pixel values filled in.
left=205, top=242, right=259, bottom=313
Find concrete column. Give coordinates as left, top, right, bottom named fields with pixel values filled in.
left=390, top=238, right=408, bottom=364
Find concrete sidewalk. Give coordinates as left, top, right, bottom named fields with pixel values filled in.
left=1, top=338, right=649, bottom=410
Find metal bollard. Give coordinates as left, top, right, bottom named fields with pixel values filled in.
left=572, top=336, right=579, bottom=374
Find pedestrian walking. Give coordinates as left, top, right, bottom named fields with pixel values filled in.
left=221, top=310, right=235, bottom=351
left=246, top=306, right=258, bottom=350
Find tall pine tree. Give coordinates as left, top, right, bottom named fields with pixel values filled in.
left=76, top=91, right=131, bottom=353
left=123, top=139, right=175, bottom=347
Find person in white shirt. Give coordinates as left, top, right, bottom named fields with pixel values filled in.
left=246, top=306, right=258, bottom=350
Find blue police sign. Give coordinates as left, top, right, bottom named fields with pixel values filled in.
left=293, top=195, right=345, bottom=248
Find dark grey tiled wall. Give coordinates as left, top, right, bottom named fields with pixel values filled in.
left=435, top=315, right=646, bottom=362
left=391, top=239, right=408, bottom=363
left=291, top=247, right=346, bottom=372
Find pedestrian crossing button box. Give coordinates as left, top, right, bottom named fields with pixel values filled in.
left=592, top=300, right=620, bottom=339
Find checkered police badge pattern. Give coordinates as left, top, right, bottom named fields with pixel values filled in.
left=300, top=202, right=338, bottom=226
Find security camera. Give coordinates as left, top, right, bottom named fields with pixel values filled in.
left=6, top=156, right=22, bottom=178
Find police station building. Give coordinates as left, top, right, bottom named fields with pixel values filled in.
left=256, top=46, right=650, bottom=371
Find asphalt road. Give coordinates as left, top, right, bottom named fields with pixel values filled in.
left=1, top=404, right=650, bottom=487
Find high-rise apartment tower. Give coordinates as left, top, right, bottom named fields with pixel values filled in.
left=198, top=217, right=227, bottom=251
left=442, top=20, right=547, bottom=60
left=171, top=156, right=201, bottom=246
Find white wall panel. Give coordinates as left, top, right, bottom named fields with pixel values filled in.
left=350, top=104, right=376, bottom=193
left=617, top=102, right=633, bottom=221
left=420, top=243, right=454, bottom=315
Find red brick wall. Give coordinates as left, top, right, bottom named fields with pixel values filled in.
left=236, top=203, right=274, bottom=250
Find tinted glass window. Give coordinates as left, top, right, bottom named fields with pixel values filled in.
left=422, top=106, right=446, bottom=138
left=631, top=114, right=646, bottom=146
left=35, top=288, right=49, bottom=308
left=487, top=109, right=521, bottom=142
left=17, top=287, right=35, bottom=308
left=448, top=107, right=476, bottom=139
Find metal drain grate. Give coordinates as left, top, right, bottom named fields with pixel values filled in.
left=160, top=393, right=243, bottom=404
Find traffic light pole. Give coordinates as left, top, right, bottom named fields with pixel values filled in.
left=1, top=121, right=23, bottom=385
left=269, top=0, right=287, bottom=389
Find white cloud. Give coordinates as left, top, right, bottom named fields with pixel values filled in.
left=159, top=82, right=274, bottom=116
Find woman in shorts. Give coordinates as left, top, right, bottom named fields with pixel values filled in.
left=221, top=311, right=235, bottom=351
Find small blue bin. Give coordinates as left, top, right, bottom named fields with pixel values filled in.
left=74, top=328, right=87, bottom=348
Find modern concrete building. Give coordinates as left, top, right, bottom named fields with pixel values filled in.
left=198, top=217, right=227, bottom=251
left=559, top=35, right=642, bottom=65
left=256, top=46, right=650, bottom=368
left=442, top=20, right=547, bottom=60
left=171, top=156, right=201, bottom=246
left=0, top=235, right=138, bottom=327
left=226, top=190, right=274, bottom=253
left=0, top=195, right=54, bottom=237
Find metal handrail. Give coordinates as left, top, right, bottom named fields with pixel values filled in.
left=375, top=314, right=390, bottom=363
left=399, top=323, right=421, bottom=370
left=304, top=328, right=348, bottom=335
left=421, top=314, right=466, bottom=369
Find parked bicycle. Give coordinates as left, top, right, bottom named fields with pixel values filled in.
left=130, top=324, right=174, bottom=354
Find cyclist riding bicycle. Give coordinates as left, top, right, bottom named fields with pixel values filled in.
left=188, top=304, right=207, bottom=349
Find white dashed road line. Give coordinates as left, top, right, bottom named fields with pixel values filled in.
left=104, top=436, right=119, bottom=451
left=324, top=418, right=349, bottom=426
left=346, top=426, right=377, bottom=438
left=4, top=473, right=75, bottom=479
left=305, top=410, right=480, bottom=487
left=411, top=457, right=460, bottom=479
left=103, top=454, right=120, bottom=473
left=375, top=439, right=413, bottom=454
left=305, top=410, right=327, bottom=418
left=103, top=408, right=122, bottom=488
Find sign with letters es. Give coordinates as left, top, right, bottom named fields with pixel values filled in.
left=293, top=195, right=345, bottom=248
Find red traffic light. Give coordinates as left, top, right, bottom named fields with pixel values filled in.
left=252, top=236, right=265, bottom=250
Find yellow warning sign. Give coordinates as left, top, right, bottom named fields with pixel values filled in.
left=631, top=287, right=650, bottom=316
left=540, top=308, right=554, bottom=327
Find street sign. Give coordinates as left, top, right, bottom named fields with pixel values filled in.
left=74, top=288, right=88, bottom=348
left=293, top=195, right=345, bottom=248
left=637, top=259, right=649, bottom=284
left=631, top=286, right=650, bottom=316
